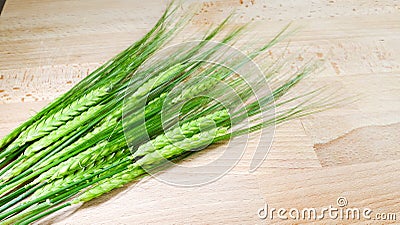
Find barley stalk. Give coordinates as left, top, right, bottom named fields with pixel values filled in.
left=29, top=150, right=129, bottom=200
left=132, top=109, right=229, bottom=158
left=27, top=105, right=105, bottom=155
left=0, top=107, right=123, bottom=190
left=37, top=140, right=126, bottom=183
left=33, top=114, right=121, bottom=172
left=72, top=127, right=227, bottom=204
left=172, top=78, right=220, bottom=104
left=0, top=105, right=105, bottom=182
left=126, top=63, right=184, bottom=103
left=7, top=87, right=110, bottom=152
left=171, top=66, right=226, bottom=105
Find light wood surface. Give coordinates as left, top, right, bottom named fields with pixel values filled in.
left=0, top=0, right=399, bottom=224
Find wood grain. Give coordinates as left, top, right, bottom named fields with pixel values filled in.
left=0, top=0, right=399, bottom=224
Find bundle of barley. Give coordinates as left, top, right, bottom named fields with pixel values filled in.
left=0, top=3, right=334, bottom=224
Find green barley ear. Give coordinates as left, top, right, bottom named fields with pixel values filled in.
left=71, top=127, right=227, bottom=204
left=132, top=109, right=229, bottom=159
left=37, top=140, right=127, bottom=183
left=70, top=165, right=145, bottom=204
left=127, top=63, right=185, bottom=101
left=1, top=87, right=110, bottom=158
left=0, top=104, right=105, bottom=182
left=137, top=127, right=228, bottom=168
left=33, top=114, right=121, bottom=171
left=29, top=152, right=129, bottom=201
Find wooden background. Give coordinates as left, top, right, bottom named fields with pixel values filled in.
left=0, top=0, right=399, bottom=224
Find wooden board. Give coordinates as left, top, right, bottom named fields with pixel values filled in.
left=0, top=0, right=399, bottom=224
